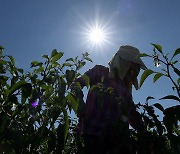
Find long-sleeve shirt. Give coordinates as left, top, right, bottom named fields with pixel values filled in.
left=75, top=65, right=141, bottom=136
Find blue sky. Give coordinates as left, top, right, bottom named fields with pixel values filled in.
left=0, top=0, right=179, bottom=110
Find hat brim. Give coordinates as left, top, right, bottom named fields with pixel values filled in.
left=117, top=47, right=147, bottom=70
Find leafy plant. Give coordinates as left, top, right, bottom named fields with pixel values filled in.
left=0, top=46, right=92, bottom=153
left=136, top=44, right=180, bottom=153
left=0, top=43, right=179, bottom=153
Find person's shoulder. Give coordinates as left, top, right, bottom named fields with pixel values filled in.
left=92, top=65, right=108, bottom=71
left=91, top=65, right=109, bottom=76
left=85, top=65, right=109, bottom=77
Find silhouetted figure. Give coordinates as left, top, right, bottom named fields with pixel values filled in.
left=74, top=46, right=147, bottom=154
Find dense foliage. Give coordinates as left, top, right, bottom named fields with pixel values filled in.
left=0, top=44, right=179, bottom=153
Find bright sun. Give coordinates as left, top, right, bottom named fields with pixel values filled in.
left=88, top=26, right=105, bottom=44
left=83, top=21, right=109, bottom=48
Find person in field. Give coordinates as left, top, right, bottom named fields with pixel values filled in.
left=74, top=45, right=147, bottom=154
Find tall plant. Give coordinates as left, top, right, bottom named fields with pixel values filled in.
left=0, top=45, right=92, bottom=153
left=135, top=44, right=180, bottom=153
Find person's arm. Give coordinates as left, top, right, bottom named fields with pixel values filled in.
left=73, top=65, right=108, bottom=118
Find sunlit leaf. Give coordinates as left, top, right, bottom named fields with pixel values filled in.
left=34, top=66, right=44, bottom=73
left=85, top=57, right=93, bottom=63
left=31, top=61, right=43, bottom=67
left=172, top=48, right=180, bottom=58
left=74, top=56, right=78, bottom=62
left=51, top=49, right=58, bottom=57
left=42, top=54, right=49, bottom=59
left=140, top=69, right=154, bottom=87
left=51, top=52, right=63, bottom=62
left=77, top=61, right=86, bottom=70
left=177, top=78, right=180, bottom=84
left=136, top=53, right=151, bottom=59
left=151, top=43, right=163, bottom=54
left=67, top=93, right=78, bottom=113
left=153, top=73, right=164, bottom=83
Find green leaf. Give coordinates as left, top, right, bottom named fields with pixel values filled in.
left=82, top=74, right=90, bottom=88
left=62, top=62, right=72, bottom=67
left=77, top=61, right=86, bottom=70
left=51, top=52, right=63, bottom=62
left=31, top=61, right=43, bottom=67
left=170, top=60, right=178, bottom=65
left=67, top=93, right=78, bottom=113
left=42, top=54, right=49, bottom=59
left=172, top=48, right=180, bottom=58
left=62, top=109, right=69, bottom=145
left=58, top=77, right=66, bottom=97
left=90, top=85, right=97, bottom=92
left=51, top=49, right=58, bottom=57
left=140, top=69, right=154, bottom=87
left=74, top=56, right=78, bottom=62
left=0, top=46, right=5, bottom=53
left=66, top=58, right=74, bottom=62
left=85, top=57, right=93, bottom=63
left=17, top=68, right=24, bottom=74
left=136, top=53, right=151, bottom=59
left=151, top=43, right=163, bottom=54
left=0, top=75, right=9, bottom=81
left=34, top=66, right=44, bottom=73
left=177, top=78, right=180, bottom=84
left=153, top=73, right=164, bottom=83
left=0, top=45, right=5, bottom=50
left=66, top=70, right=75, bottom=83
left=0, top=75, right=9, bottom=86
left=153, top=103, right=164, bottom=112
left=8, top=56, right=15, bottom=65
left=75, top=81, right=82, bottom=89
left=159, top=95, right=180, bottom=102
left=8, top=80, right=27, bottom=96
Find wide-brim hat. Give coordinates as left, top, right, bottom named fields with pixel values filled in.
left=117, top=45, right=147, bottom=70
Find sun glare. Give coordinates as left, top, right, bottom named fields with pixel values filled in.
left=88, top=26, right=105, bottom=44
left=82, top=21, right=110, bottom=48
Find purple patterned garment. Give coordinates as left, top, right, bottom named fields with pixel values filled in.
left=76, top=65, right=137, bottom=136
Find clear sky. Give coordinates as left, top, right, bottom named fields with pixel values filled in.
left=0, top=0, right=180, bottom=110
